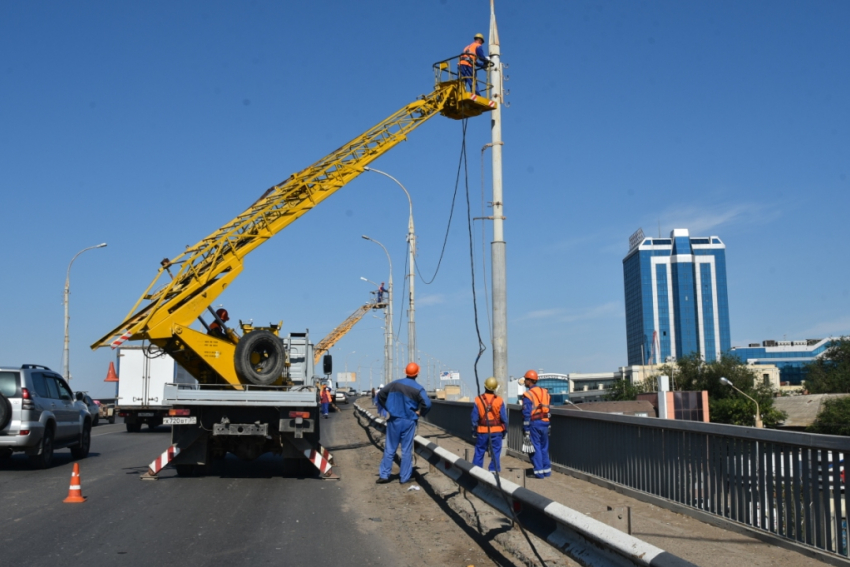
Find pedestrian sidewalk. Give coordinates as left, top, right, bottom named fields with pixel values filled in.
left=414, top=419, right=832, bottom=567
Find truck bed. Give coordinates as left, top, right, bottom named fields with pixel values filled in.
left=163, top=384, right=318, bottom=407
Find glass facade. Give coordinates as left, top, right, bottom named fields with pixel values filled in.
left=729, top=339, right=834, bottom=385
left=623, top=229, right=731, bottom=365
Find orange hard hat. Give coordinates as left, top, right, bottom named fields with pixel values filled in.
left=523, top=369, right=538, bottom=381
left=216, top=308, right=229, bottom=322
left=405, top=362, right=420, bottom=377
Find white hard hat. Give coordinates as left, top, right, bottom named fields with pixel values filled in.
left=377, top=384, right=384, bottom=389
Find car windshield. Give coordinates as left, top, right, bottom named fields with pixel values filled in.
left=0, top=371, right=20, bottom=397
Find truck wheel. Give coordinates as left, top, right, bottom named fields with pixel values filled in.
left=175, top=464, right=195, bottom=477
left=29, top=427, right=54, bottom=469
left=234, top=330, right=286, bottom=386
left=71, top=422, right=91, bottom=459
left=0, top=393, right=10, bottom=431
left=108, top=415, right=116, bottom=424
left=126, top=423, right=142, bottom=433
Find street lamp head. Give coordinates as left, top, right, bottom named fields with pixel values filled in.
left=96, top=243, right=107, bottom=248
left=720, top=377, right=732, bottom=387
left=361, top=235, right=370, bottom=241
left=360, top=277, right=367, bottom=281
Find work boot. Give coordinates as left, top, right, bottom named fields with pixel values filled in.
left=375, top=477, right=392, bottom=484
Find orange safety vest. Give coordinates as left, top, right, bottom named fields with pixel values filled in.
left=459, top=41, right=480, bottom=67
left=523, top=387, right=551, bottom=422
left=474, top=393, right=505, bottom=433
left=320, top=388, right=332, bottom=403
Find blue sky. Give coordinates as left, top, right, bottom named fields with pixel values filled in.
left=2, top=1, right=848, bottom=398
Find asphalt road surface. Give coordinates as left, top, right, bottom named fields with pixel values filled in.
left=0, top=405, right=401, bottom=567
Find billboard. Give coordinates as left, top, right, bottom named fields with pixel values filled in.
left=336, top=372, right=356, bottom=383
left=439, top=371, right=460, bottom=381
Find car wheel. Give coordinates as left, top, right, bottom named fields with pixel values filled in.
left=108, top=415, right=116, bottom=425
left=234, top=330, right=286, bottom=385
left=92, top=415, right=99, bottom=427
left=126, top=423, right=142, bottom=433
left=29, top=427, right=54, bottom=469
left=71, top=422, right=91, bottom=459
left=0, top=393, right=11, bottom=430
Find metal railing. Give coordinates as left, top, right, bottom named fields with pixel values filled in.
left=423, top=400, right=850, bottom=560
left=433, top=54, right=493, bottom=100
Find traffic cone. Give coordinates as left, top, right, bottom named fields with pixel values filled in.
left=63, top=463, right=86, bottom=503
left=104, top=361, right=119, bottom=382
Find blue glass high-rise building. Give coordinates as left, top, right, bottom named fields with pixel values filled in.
left=623, top=228, right=731, bottom=365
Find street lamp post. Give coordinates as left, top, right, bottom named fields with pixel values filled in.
left=64, top=243, right=107, bottom=382
left=720, top=376, right=763, bottom=428
left=362, top=235, right=393, bottom=385
left=363, top=167, right=416, bottom=364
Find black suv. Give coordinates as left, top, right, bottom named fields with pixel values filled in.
left=0, top=365, right=93, bottom=468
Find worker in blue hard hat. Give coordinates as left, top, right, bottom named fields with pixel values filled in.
left=458, top=32, right=491, bottom=95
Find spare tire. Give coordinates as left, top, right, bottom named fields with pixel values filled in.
left=0, top=393, right=10, bottom=431
left=234, top=330, right=287, bottom=385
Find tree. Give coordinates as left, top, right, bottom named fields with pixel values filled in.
left=804, top=337, right=850, bottom=394
left=808, top=396, right=850, bottom=436
left=605, top=376, right=654, bottom=401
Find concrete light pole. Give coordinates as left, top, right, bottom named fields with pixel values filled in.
left=488, top=1, right=508, bottom=396
left=363, top=167, right=416, bottom=364
left=720, top=377, right=763, bottom=428
left=64, top=243, right=107, bottom=382
left=362, top=235, right=393, bottom=385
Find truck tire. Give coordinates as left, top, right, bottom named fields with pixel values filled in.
left=71, top=422, right=91, bottom=459
left=126, top=423, right=142, bottom=433
left=108, top=415, right=116, bottom=424
left=234, top=330, right=286, bottom=386
left=0, top=393, right=11, bottom=431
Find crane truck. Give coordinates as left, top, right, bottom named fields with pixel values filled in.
left=91, top=58, right=497, bottom=478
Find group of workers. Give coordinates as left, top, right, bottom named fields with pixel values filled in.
left=373, top=362, right=551, bottom=484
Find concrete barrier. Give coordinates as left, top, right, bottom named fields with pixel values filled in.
left=354, top=403, right=697, bottom=567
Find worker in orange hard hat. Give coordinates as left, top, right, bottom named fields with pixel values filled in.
left=458, top=32, right=491, bottom=94
left=521, top=369, right=552, bottom=479
left=375, top=362, right=431, bottom=484
left=208, top=308, right=230, bottom=339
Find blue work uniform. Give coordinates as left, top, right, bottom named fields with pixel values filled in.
left=522, top=385, right=552, bottom=478
left=458, top=40, right=489, bottom=94
left=377, top=377, right=431, bottom=483
left=471, top=392, right=507, bottom=472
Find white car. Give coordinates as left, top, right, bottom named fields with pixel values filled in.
left=334, top=391, right=348, bottom=404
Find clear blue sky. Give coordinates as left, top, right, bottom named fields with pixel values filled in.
left=2, top=1, right=848, bottom=398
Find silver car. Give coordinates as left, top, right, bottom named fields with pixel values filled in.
left=0, top=364, right=92, bottom=468
left=75, top=391, right=101, bottom=427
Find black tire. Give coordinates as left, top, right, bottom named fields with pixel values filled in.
left=126, top=422, right=142, bottom=433
left=0, top=393, right=11, bottom=431
left=29, top=427, right=54, bottom=469
left=234, top=330, right=286, bottom=385
left=108, top=415, right=115, bottom=424
left=148, top=419, right=162, bottom=431
left=92, top=415, right=99, bottom=427
left=71, top=422, right=91, bottom=459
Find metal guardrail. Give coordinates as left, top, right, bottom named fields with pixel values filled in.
left=357, top=403, right=695, bottom=567
left=423, top=400, right=850, bottom=562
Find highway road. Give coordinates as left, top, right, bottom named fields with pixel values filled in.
left=0, top=405, right=402, bottom=567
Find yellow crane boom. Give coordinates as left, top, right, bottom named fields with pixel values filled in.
left=313, top=300, right=386, bottom=365
left=92, top=60, right=495, bottom=387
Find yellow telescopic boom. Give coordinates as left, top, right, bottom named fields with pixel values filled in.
left=92, top=61, right=495, bottom=386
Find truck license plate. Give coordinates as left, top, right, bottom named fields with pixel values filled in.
left=163, top=417, right=197, bottom=425
left=138, top=412, right=155, bottom=417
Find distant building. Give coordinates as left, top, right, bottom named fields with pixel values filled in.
left=730, top=338, right=836, bottom=386
left=623, top=228, right=731, bottom=365
left=772, top=394, right=850, bottom=430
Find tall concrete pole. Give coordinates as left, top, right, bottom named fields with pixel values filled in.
left=488, top=1, right=508, bottom=395
left=64, top=243, right=107, bottom=382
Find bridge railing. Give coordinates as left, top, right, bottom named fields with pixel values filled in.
left=422, top=400, right=850, bottom=560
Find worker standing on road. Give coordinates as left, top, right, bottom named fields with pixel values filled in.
left=375, top=363, right=431, bottom=484
left=471, top=377, right=507, bottom=472
left=208, top=308, right=230, bottom=338
left=320, top=385, right=332, bottom=419
left=458, top=33, right=491, bottom=94
left=521, top=370, right=552, bottom=479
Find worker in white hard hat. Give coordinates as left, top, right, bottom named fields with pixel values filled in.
left=471, top=377, right=507, bottom=472
left=458, top=32, right=491, bottom=95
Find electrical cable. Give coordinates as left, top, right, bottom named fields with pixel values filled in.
left=458, top=120, right=548, bottom=567
left=413, top=122, right=468, bottom=285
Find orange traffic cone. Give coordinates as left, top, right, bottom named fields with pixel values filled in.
left=63, top=463, right=86, bottom=503
left=104, top=361, right=119, bottom=382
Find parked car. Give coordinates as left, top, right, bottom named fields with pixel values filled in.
left=75, top=392, right=100, bottom=426
left=0, top=365, right=92, bottom=468
left=334, top=391, right=348, bottom=404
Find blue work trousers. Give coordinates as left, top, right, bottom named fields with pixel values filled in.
left=379, top=417, right=416, bottom=482
left=321, top=402, right=329, bottom=416
left=472, top=432, right=503, bottom=472
left=529, top=421, right=551, bottom=478
left=459, top=64, right=476, bottom=94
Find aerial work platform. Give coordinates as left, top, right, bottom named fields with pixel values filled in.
left=433, top=55, right=498, bottom=120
